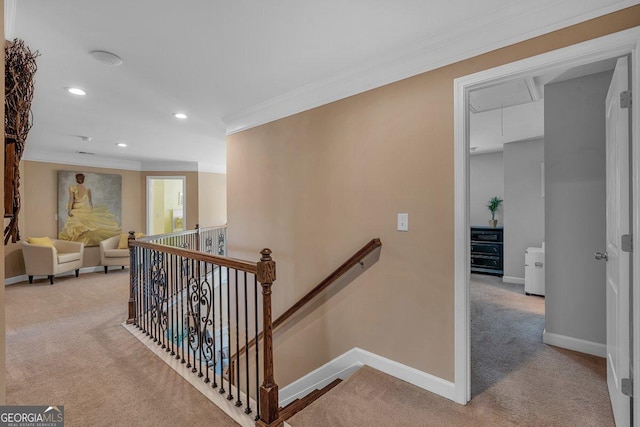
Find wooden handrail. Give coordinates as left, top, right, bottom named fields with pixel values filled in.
left=232, top=238, right=382, bottom=360
left=274, top=237, right=381, bottom=329
left=130, top=239, right=257, bottom=274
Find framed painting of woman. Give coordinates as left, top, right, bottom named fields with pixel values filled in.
left=57, top=171, right=122, bottom=246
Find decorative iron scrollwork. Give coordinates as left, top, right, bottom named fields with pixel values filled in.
left=150, top=250, right=168, bottom=330
left=186, top=273, right=215, bottom=370
left=218, top=233, right=225, bottom=256
left=199, top=276, right=215, bottom=368
left=187, top=277, right=201, bottom=355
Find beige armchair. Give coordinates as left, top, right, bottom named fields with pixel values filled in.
left=100, top=234, right=130, bottom=274
left=21, top=238, right=85, bottom=285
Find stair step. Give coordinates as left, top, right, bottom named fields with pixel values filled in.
left=279, top=378, right=343, bottom=421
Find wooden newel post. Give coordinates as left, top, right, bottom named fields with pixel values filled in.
left=126, top=231, right=137, bottom=324
left=195, top=223, right=200, bottom=252
left=256, top=248, right=280, bottom=427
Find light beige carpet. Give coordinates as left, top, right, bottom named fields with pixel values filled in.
left=6, top=271, right=239, bottom=427
left=288, top=274, right=614, bottom=426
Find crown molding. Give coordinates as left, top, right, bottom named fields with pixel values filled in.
left=140, top=161, right=198, bottom=172
left=23, top=149, right=142, bottom=170
left=197, top=163, right=227, bottom=174
left=22, top=148, right=226, bottom=174
left=224, top=0, right=637, bottom=134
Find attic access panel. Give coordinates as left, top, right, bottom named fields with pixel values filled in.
left=469, top=78, right=539, bottom=113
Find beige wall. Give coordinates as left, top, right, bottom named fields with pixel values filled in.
left=6, top=166, right=227, bottom=278
left=227, top=6, right=640, bottom=387
left=198, top=172, right=227, bottom=227
left=4, top=161, right=144, bottom=275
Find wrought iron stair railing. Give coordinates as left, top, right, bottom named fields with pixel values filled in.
left=144, top=224, right=227, bottom=255
left=126, top=231, right=381, bottom=427
left=126, top=229, right=279, bottom=426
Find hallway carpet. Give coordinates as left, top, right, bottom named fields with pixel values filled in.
left=5, top=271, right=238, bottom=427
left=288, top=274, right=614, bottom=426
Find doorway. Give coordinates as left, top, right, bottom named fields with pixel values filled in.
left=469, top=111, right=546, bottom=398
left=147, top=176, right=186, bottom=235
left=453, top=27, right=640, bottom=422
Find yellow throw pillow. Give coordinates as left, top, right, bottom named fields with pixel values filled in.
left=27, top=236, right=54, bottom=247
left=117, top=234, right=129, bottom=249
left=117, top=232, right=144, bottom=249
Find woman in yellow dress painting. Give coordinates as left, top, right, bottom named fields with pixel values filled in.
left=59, top=173, right=121, bottom=246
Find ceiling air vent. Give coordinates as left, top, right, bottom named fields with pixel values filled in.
left=76, top=151, right=95, bottom=155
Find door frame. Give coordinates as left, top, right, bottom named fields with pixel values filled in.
left=146, top=176, right=187, bottom=235
left=453, top=26, right=640, bottom=418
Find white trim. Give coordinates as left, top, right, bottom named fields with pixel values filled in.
left=5, top=266, right=105, bottom=285
left=197, top=164, right=227, bottom=175
left=278, top=350, right=362, bottom=407
left=502, top=276, right=525, bottom=285
left=454, top=26, right=640, bottom=406
left=453, top=76, right=470, bottom=404
left=279, top=347, right=455, bottom=407
left=542, top=330, right=606, bottom=358
left=140, top=161, right=199, bottom=172
left=23, top=149, right=142, bottom=171
left=22, top=149, right=226, bottom=173
left=122, top=323, right=255, bottom=427
left=631, top=33, right=640, bottom=427
left=224, top=2, right=637, bottom=134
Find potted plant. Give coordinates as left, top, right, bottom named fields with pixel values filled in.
left=487, top=196, right=503, bottom=227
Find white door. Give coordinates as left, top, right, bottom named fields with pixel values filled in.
left=604, top=56, right=631, bottom=427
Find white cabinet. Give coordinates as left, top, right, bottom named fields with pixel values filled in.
left=525, top=247, right=545, bottom=296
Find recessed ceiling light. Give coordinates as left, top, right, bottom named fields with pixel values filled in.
left=173, top=113, right=188, bottom=119
left=116, top=142, right=127, bottom=148
left=66, top=87, right=86, bottom=96
left=90, top=50, right=123, bottom=66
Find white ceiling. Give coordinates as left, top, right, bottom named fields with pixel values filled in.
left=469, top=56, right=620, bottom=154
left=8, top=0, right=637, bottom=172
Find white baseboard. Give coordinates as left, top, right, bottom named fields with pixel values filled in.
left=543, top=329, right=606, bottom=358
left=5, top=266, right=108, bottom=285
left=279, top=347, right=455, bottom=407
left=502, top=276, right=524, bottom=285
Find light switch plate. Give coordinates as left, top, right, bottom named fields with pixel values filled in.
left=397, top=213, right=409, bottom=231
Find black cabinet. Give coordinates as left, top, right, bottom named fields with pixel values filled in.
left=471, top=226, right=503, bottom=276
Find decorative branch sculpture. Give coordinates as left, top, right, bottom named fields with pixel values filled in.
left=4, top=39, right=38, bottom=244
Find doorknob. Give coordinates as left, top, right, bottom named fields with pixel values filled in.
left=595, top=251, right=609, bottom=261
